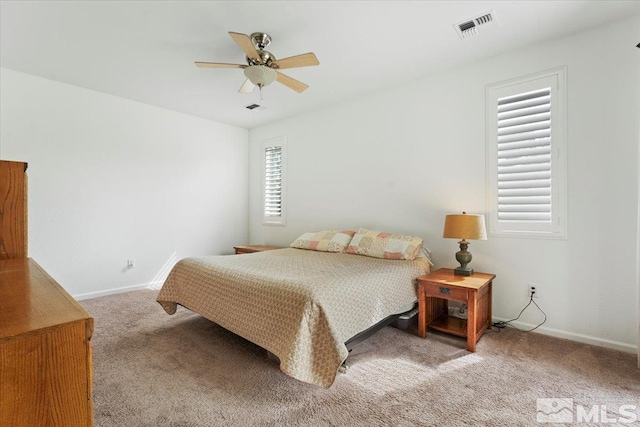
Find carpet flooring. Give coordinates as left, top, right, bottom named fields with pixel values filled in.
left=81, top=290, right=639, bottom=426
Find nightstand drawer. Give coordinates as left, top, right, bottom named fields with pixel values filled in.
left=424, top=283, right=468, bottom=301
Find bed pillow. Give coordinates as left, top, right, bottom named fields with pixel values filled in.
left=290, top=230, right=356, bottom=253
left=345, top=228, right=423, bottom=260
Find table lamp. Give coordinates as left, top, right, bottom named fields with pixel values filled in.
left=443, top=212, right=487, bottom=276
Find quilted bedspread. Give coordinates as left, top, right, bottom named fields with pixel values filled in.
left=156, top=248, right=430, bottom=387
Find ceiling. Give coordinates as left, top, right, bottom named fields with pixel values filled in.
left=2, top=1, right=639, bottom=129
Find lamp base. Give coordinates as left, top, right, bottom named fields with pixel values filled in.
left=454, top=266, right=474, bottom=276
left=454, top=239, right=474, bottom=276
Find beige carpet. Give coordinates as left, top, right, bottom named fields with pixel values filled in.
left=81, top=290, right=639, bottom=426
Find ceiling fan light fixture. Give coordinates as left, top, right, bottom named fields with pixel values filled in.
left=244, top=65, right=277, bottom=87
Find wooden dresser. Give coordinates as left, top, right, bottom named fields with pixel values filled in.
left=0, top=259, right=94, bottom=427
left=0, top=160, right=94, bottom=426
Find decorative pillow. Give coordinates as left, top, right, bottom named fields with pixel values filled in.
left=290, top=230, right=356, bottom=253
left=345, top=228, right=423, bottom=260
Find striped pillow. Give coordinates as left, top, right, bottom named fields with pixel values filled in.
left=290, top=230, right=356, bottom=253
left=345, top=228, right=423, bottom=260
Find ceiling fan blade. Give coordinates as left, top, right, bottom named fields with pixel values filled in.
left=195, top=62, right=246, bottom=69
left=273, top=53, right=319, bottom=70
left=228, top=31, right=260, bottom=62
left=238, top=79, right=255, bottom=93
left=276, top=71, right=309, bottom=93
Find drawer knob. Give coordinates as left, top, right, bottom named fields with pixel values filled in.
left=439, top=287, right=450, bottom=295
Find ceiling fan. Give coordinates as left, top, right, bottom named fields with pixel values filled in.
left=195, top=31, right=319, bottom=94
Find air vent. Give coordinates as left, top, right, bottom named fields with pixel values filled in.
left=454, top=10, right=498, bottom=40
left=245, top=103, right=260, bottom=110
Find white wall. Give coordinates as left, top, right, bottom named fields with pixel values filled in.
left=0, top=68, right=248, bottom=299
left=248, top=16, right=640, bottom=352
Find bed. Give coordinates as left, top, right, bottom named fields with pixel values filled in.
left=157, top=247, right=430, bottom=387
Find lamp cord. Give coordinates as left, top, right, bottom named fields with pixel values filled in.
left=492, top=293, right=547, bottom=333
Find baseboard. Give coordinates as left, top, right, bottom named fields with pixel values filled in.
left=492, top=317, right=637, bottom=354
left=74, top=282, right=156, bottom=301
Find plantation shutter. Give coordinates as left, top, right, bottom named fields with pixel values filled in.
left=496, top=88, right=552, bottom=223
left=264, top=145, right=282, bottom=218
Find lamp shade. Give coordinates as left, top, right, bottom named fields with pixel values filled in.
left=443, top=212, right=487, bottom=241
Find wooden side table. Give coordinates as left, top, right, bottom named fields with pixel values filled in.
left=234, top=245, right=282, bottom=254
left=418, top=268, right=495, bottom=352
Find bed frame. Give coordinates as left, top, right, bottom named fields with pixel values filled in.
left=345, top=303, right=418, bottom=350
left=267, top=304, right=418, bottom=363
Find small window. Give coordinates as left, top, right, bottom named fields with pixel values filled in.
left=486, top=67, right=567, bottom=239
left=262, top=137, right=286, bottom=225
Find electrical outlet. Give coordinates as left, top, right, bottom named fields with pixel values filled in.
left=528, top=284, right=539, bottom=299
left=127, top=258, right=136, bottom=269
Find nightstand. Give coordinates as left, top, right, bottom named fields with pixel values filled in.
left=417, top=268, right=495, bottom=352
left=234, top=245, right=282, bottom=254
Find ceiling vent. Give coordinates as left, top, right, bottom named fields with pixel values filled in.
left=454, top=11, right=498, bottom=40
left=245, top=103, right=261, bottom=110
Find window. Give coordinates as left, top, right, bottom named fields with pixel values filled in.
left=262, top=136, right=286, bottom=225
left=486, top=67, right=567, bottom=239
